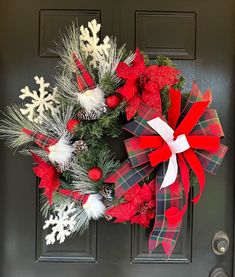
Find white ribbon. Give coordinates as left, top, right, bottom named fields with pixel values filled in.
left=147, top=117, right=190, bottom=189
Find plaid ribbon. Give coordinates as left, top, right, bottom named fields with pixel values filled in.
left=181, top=83, right=227, bottom=175
left=105, top=160, right=154, bottom=199
left=72, top=53, right=96, bottom=92
left=149, top=163, right=183, bottom=256
left=105, top=83, right=227, bottom=257
left=22, top=128, right=57, bottom=152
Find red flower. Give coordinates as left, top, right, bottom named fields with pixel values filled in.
left=116, top=49, right=180, bottom=120
left=106, top=180, right=156, bottom=228
left=32, top=152, right=60, bottom=205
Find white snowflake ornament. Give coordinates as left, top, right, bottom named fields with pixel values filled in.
left=43, top=203, right=77, bottom=245
left=19, top=76, right=60, bottom=123
left=80, top=19, right=111, bottom=68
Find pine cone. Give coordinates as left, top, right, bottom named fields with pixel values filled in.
left=99, top=105, right=107, bottom=114
left=73, top=140, right=88, bottom=154
left=104, top=213, right=113, bottom=221
left=103, top=198, right=113, bottom=209
left=99, top=184, right=113, bottom=199
left=77, top=105, right=107, bottom=121
left=99, top=184, right=113, bottom=221
left=103, top=198, right=113, bottom=221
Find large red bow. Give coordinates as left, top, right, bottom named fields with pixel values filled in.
left=106, top=83, right=228, bottom=256
left=138, top=86, right=222, bottom=224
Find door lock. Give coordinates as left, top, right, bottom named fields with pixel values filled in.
left=212, top=231, right=229, bottom=255
left=209, top=266, right=228, bottom=277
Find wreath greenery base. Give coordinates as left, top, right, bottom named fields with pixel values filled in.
left=0, top=19, right=227, bottom=257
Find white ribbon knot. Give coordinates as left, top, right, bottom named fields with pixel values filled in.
left=147, top=117, right=190, bottom=189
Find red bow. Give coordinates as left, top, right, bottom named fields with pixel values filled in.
left=105, top=83, right=227, bottom=257
left=139, top=87, right=223, bottom=224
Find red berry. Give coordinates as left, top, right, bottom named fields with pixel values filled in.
left=105, top=95, right=121, bottom=109
left=88, top=167, right=103, bottom=181
left=66, top=119, right=80, bottom=133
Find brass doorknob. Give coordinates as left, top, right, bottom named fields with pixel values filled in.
left=209, top=266, right=228, bottom=277
left=212, top=231, right=229, bottom=255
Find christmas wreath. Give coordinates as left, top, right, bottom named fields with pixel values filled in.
left=0, top=20, right=227, bottom=258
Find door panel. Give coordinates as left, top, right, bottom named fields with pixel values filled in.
left=135, top=11, right=196, bottom=60
left=0, top=0, right=234, bottom=276
left=39, top=9, right=101, bottom=58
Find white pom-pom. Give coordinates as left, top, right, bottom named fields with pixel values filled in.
left=77, top=86, right=105, bottom=112
left=83, top=194, right=105, bottom=220
left=48, top=137, right=74, bottom=167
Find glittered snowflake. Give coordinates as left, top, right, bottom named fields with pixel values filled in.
left=19, top=76, right=60, bottom=123
left=43, top=203, right=77, bottom=245
left=80, top=19, right=111, bottom=68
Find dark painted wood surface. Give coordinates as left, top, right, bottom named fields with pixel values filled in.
left=0, top=0, right=234, bottom=276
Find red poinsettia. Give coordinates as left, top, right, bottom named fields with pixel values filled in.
left=106, top=180, right=156, bottom=228
left=32, top=152, right=60, bottom=205
left=116, top=49, right=180, bottom=120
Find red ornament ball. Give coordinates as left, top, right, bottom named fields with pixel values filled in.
left=66, top=119, right=80, bottom=133
left=105, top=95, right=121, bottom=109
left=88, top=167, right=103, bottom=181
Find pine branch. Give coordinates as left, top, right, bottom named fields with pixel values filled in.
left=155, top=56, right=175, bottom=67
left=76, top=102, right=125, bottom=142
left=99, top=73, right=117, bottom=94
left=173, top=76, right=185, bottom=91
